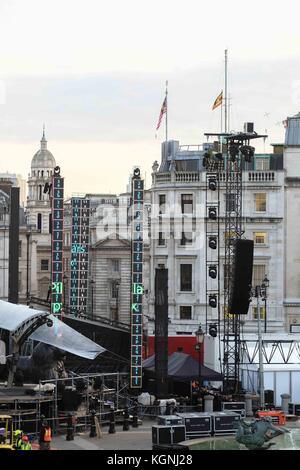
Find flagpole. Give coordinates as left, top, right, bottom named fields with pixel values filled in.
left=166, top=80, right=168, bottom=143
left=225, top=49, right=228, bottom=133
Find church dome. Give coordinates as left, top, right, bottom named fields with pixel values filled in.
left=31, top=130, right=56, bottom=169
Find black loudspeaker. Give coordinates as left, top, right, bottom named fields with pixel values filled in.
left=155, top=269, right=169, bottom=398
left=229, top=239, right=254, bottom=315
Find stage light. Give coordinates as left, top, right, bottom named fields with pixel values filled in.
left=209, top=323, right=218, bottom=338
left=229, top=143, right=239, bottom=162
left=208, top=207, right=217, bottom=220
left=209, top=266, right=217, bottom=279
left=209, top=236, right=217, bottom=250
left=240, top=145, right=255, bottom=163
left=208, top=177, right=217, bottom=191
left=209, top=295, right=217, bottom=309
left=46, top=319, right=53, bottom=328
left=54, top=166, right=61, bottom=176
left=133, top=168, right=140, bottom=178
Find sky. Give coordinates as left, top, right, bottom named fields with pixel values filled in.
left=0, top=0, right=299, bottom=196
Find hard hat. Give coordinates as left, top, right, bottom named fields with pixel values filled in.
left=14, top=429, right=22, bottom=436
left=22, top=435, right=29, bottom=442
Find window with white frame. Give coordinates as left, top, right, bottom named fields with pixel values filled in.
left=253, top=306, right=266, bottom=320
left=255, top=193, right=267, bottom=212
left=254, top=232, right=267, bottom=245
left=252, top=265, right=266, bottom=287
left=255, top=158, right=270, bottom=171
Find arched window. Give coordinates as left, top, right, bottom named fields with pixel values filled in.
left=41, top=170, right=44, bottom=178
left=37, top=213, right=42, bottom=232
left=38, top=185, right=42, bottom=200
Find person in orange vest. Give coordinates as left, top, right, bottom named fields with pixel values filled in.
left=39, top=419, right=52, bottom=450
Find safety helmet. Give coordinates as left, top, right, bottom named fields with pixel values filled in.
left=22, top=435, right=29, bottom=442
left=14, top=429, right=22, bottom=436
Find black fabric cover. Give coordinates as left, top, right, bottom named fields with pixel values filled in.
left=143, top=352, right=223, bottom=381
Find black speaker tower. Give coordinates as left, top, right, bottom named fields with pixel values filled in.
left=8, top=187, right=20, bottom=304
left=229, top=239, right=254, bottom=315
left=154, top=268, right=168, bottom=398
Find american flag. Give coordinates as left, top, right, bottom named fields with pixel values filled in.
left=156, top=96, right=167, bottom=131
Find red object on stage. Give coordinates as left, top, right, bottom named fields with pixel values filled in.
left=146, top=335, right=204, bottom=363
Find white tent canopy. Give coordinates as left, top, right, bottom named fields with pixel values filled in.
left=0, top=300, right=105, bottom=360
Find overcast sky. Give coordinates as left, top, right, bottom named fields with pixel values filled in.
left=0, top=0, right=299, bottom=196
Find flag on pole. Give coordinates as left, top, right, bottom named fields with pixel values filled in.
left=156, top=96, right=167, bottom=131
left=212, top=91, right=223, bottom=110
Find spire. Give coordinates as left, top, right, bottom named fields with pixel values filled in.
left=41, top=124, right=47, bottom=150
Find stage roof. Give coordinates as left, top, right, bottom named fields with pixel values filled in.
left=0, top=301, right=105, bottom=360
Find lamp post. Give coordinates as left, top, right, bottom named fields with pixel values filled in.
left=262, top=274, right=269, bottom=334
left=195, top=325, right=205, bottom=389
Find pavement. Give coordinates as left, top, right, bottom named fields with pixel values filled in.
left=50, top=422, right=154, bottom=450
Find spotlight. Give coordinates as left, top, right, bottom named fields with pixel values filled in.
left=54, top=166, right=61, bottom=176
left=209, top=266, right=217, bottom=280
left=46, top=318, right=53, bottom=328
left=133, top=168, right=141, bottom=178
left=208, top=207, right=217, bottom=220
left=240, top=145, right=255, bottom=163
left=209, top=323, right=218, bottom=338
left=209, top=295, right=217, bottom=309
left=208, top=177, right=217, bottom=191
left=229, top=143, right=239, bottom=162
left=209, top=236, right=217, bottom=250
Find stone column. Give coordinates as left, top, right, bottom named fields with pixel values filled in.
left=204, top=395, right=214, bottom=413
left=31, top=239, right=38, bottom=295
left=245, top=394, right=254, bottom=417
left=281, top=394, right=291, bottom=413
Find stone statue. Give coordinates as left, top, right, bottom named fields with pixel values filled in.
left=235, top=417, right=290, bottom=450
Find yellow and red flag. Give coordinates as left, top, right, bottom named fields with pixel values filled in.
left=212, top=91, right=223, bottom=110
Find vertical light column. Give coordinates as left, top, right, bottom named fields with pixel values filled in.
left=130, top=168, right=144, bottom=389
left=51, top=166, right=64, bottom=316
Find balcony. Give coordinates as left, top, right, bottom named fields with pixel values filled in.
left=248, top=172, right=276, bottom=183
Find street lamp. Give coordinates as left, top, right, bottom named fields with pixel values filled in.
left=195, top=325, right=205, bottom=389
left=261, top=274, right=269, bottom=334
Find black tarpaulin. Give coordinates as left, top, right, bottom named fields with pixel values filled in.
left=143, top=352, right=223, bottom=381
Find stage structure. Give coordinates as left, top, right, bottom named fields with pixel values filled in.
left=205, top=129, right=267, bottom=393
left=51, top=166, right=64, bottom=316
left=130, top=168, right=144, bottom=389
left=69, top=198, right=90, bottom=316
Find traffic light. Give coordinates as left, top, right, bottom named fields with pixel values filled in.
left=209, top=295, right=217, bottom=308
left=209, top=323, right=218, bottom=338
left=209, top=236, right=217, bottom=250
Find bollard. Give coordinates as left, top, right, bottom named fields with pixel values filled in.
left=123, top=407, right=130, bottom=431
left=108, top=407, right=116, bottom=434
left=66, top=413, right=74, bottom=441
left=281, top=394, right=291, bottom=414
left=204, top=395, right=214, bottom=413
left=245, top=394, right=254, bottom=417
left=89, top=410, right=97, bottom=438
left=132, top=403, right=139, bottom=428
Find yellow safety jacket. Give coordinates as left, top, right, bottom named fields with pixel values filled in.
left=21, top=442, right=32, bottom=450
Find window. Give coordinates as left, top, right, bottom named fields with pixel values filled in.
left=254, top=232, right=267, bottom=245
left=253, top=306, right=266, bottom=320
left=38, top=185, right=42, bottom=201
left=111, top=281, right=119, bottom=299
left=158, top=264, right=165, bottom=269
left=158, top=232, right=166, bottom=246
left=252, top=265, right=266, bottom=287
left=225, top=194, right=236, bottom=212
left=180, top=232, right=193, bottom=246
left=181, top=194, right=193, bottom=214
left=41, top=259, right=49, bottom=271
left=37, top=213, right=42, bottom=231
left=18, top=272, right=22, bottom=291
left=111, top=259, right=120, bottom=272
left=159, top=194, right=166, bottom=214
left=64, top=231, right=70, bottom=246
left=256, top=158, right=270, bottom=171
left=255, top=193, right=267, bottom=212
left=180, top=306, right=192, bottom=320
left=180, top=264, right=192, bottom=292
left=18, top=241, right=22, bottom=258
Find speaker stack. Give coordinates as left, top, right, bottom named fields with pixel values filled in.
left=229, top=239, right=254, bottom=315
